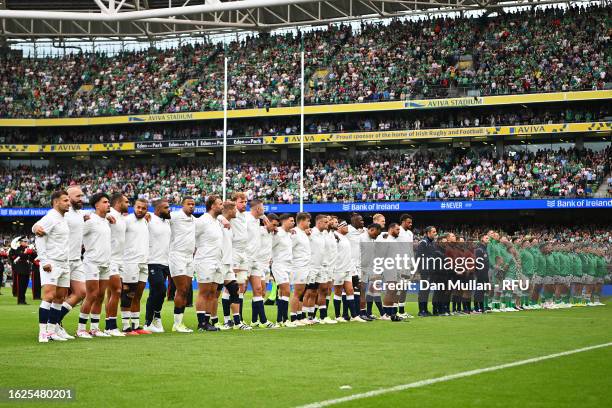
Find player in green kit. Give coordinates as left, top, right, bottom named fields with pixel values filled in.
left=519, top=240, right=535, bottom=309
left=592, top=248, right=607, bottom=306
left=528, top=239, right=545, bottom=309
left=582, top=250, right=597, bottom=306
left=575, top=247, right=592, bottom=306
left=487, top=232, right=504, bottom=312
left=556, top=245, right=572, bottom=308
left=541, top=244, right=557, bottom=309
left=568, top=246, right=583, bottom=306
left=498, top=237, right=519, bottom=311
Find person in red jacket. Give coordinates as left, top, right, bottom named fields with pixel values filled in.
left=30, top=249, right=42, bottom=300
left=9, top=237, right=32, bottom=305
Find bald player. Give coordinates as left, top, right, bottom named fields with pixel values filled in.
left=124, top=198, right=151, bottom=334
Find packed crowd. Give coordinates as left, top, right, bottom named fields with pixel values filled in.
left=0, top=146, right=608, bottom=207
left=0, top=104, right=608, bottom=145
left=0, top=4, right=608, bottom=118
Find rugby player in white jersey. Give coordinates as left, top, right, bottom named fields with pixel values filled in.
left=397, top=214, right=414, bottom=319
left=105, top=193, right=129, bottom=337
left=78, top=193, right=113, bottom=338
left=333, top=221, right=367, bottom=323
left=324, top=215, right=339, bottom=316
left=124, top=199, right=151, bottom=334
left=227, top=192, right=249, bottom=320
left=32, top=186, right=87, bottom=340
left=245, top=199, right=277, bottom=328
left=271, top=213, right=296, bottom=327
left=194, top=195, right=225, bottom=332
left=362, top=223, right=383, bottom=319
left=311, top=214, right=336, bottom=324
left=144, top=199, right=171, bottom=333
left=377, top=223, right=404, bottom=322
left=289, top=212, right=312, bottom=326
left=347, top=213, right=371, bottom=320
left=217, top=201, right=252, bottom=330
left=34, top=191, right=71, bottom=342
left=168, top=197, right=196, bottom=333
left=257, top=213, right=279, bottom=317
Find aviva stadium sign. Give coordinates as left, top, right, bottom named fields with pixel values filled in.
left=0, top=90, right=609, bottom=127
left=0, top=121, right=609, bottom=154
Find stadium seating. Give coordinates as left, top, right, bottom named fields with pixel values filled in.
left=0, top=105, right=607, bottom=144
left=0, top=146, right=608, bottom=207
left=0, top=5, right=608, bottom=118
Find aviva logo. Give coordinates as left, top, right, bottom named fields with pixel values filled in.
left=404, top=101, right=424, bottom=108
left=509, top=125, right=547, bottom=134
left=128, top=117, right=145, bottom=122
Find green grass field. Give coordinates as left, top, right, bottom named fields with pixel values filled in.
left=0, top=292, right=610, bottom=408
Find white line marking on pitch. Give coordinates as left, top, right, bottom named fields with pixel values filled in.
left=296, top=342, right=612, bottom=408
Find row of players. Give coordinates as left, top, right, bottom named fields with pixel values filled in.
left=33, top=187, right=407, bottom=342
left=32, top=187, right=608, bottom=342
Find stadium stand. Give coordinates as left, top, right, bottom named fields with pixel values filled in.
left=0, top=146, right=609, bottom=207
left=0, top=4, right=608, bottom=118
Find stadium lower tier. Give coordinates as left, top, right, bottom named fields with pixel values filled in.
left=1, top=144, right=610, bottom=207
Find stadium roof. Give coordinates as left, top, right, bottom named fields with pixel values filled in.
left=0, top=0, right=560, bottom=41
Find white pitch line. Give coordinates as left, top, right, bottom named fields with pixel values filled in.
left=296, top=342, right=612, bottom=408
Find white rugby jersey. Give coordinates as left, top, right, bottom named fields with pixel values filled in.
left=347, top=225, right=364, bottom=267
left=34, top=208, right=69, bottom=265
left=324, top=229, right=338, bottom=268
left=65, top=206, right=85, bottom=260
left=272, top=228, right=292, bottom=264
left=109, top=207, right=126, bottom=264
left=124, top=214, right=149, bottom=264
left=334, top=233, right=353, bottom=273
left=245, top=212, right=262, bottom=259
left=169, top=210, right=195, bottom=256
left=257, top=226, right=274, bottom=265
left=194, top=213, right=223, bottom=267
left=398, top=227, right=414, bottom=243
left=229, top=210, right=248, bottom=251
left=82, top=212, right=111, bottom=265
left=148, top=213, right=171, bottom=266
left=291, top=227, right=311, bottom=268
left=309, top=227, right=326, bottom=269
left=221, top=224, right=233, bottom=266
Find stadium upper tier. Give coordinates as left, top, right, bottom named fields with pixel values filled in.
left=1, top=103, right=609, bottom=145
left=0, top=5, right=609, bottom=120
left=1, top=146, right=609, bottom=207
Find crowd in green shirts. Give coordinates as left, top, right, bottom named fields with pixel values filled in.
left=0, top=5, right=608, bottom=118
left=1, top=145, right=609, bottom=208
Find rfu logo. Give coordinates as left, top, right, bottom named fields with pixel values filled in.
left=342, top=204, right=350, bottom=211
left=546, top=200, right=556, bottom=208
